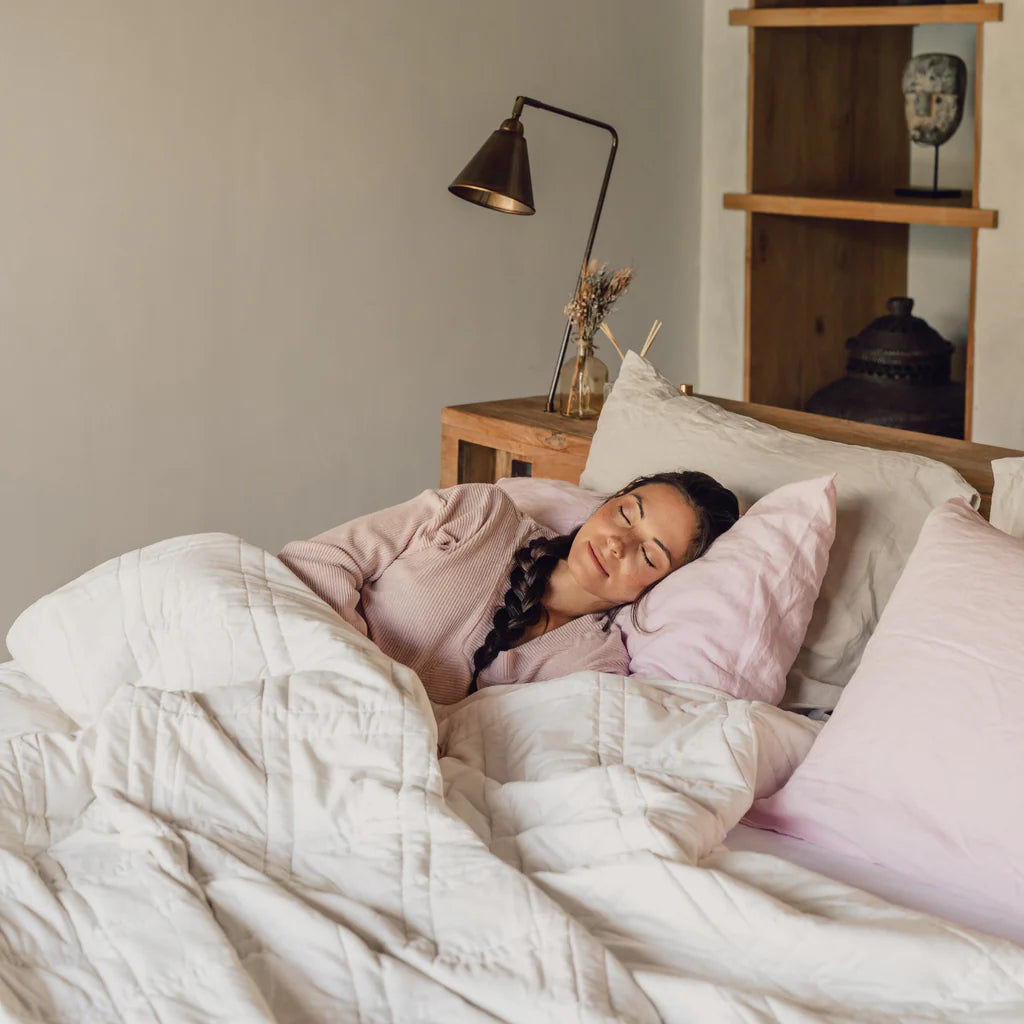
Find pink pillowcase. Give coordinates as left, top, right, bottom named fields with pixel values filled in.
left=496, top=475, right=836, bottom=704
left=746, top=498, right=1024, bottom=915
left=497, top=478, right=601, bottom=537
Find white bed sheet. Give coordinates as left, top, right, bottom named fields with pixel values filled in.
left=724, top=822, right=1024, bottom=947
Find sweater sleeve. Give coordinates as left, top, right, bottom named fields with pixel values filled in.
left=277, top=484, right=505, bottom=635
left=278, top=488, right=450, bottom=634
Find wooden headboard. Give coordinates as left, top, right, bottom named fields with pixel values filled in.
left=441, top=395, right=1024, bottom=519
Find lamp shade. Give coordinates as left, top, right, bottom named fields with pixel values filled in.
left=448, top=117, right=535, bottom=215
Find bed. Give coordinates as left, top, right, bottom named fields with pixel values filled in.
left=2, top=352, right=1024, bottom=1022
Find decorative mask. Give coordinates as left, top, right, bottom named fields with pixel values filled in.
left=901, top=53, right=966, bottom=147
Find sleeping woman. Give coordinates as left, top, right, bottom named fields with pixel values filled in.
left=279, top=472, right=739, bottom=705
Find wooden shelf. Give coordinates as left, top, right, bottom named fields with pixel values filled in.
left=728, top=2, right=1001, bottom=438
left=724, top=191, right=997, bottom=228
left=729, top=4, right=1002, bottom=29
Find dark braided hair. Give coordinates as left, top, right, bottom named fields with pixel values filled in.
left=469, top=469, right=739, bottom=691
left=468, top=529, right=578, bottom=693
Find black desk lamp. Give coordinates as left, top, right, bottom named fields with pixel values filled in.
left=448, top=96, right=618, bottom=413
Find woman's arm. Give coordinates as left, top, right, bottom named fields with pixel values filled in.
left=278, top=488, right=451, bottom=634
left=278, top=483, right=507, bottom=637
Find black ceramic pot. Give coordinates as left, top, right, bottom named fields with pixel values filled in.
left=804, top=297, right=965, bottom=439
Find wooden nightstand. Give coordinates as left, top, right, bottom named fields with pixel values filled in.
left=440, top=393, right=1020, bottom=514
left=440, top=398, right=598, bottom=486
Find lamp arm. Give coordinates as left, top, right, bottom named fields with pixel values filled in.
left=510, top=97, right=619, bottom=413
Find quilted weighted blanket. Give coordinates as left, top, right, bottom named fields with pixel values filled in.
left=0, top=533, right=1021, bottom=1022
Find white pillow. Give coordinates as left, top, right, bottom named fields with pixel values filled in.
left=991, top=456, right=1024, bottom=538
left=580, top=353, right=979, bottom=710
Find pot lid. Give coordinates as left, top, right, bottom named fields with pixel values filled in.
left=846, top=297, right=953, bottom=364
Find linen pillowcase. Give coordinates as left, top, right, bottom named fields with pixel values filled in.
left=497, top=477, right=600, bottom=537
left=498, top=474, right=837, bottom=704
left=580, top=352, right=979, bottom=711
left=745, top=498, right=1024, bottom=917
left=991, top=456, right=1024, bottom=538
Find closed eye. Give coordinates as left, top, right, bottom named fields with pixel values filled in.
left=642, top=547, right=655, bottom=569
left=619, top=503, right=631, bottom=525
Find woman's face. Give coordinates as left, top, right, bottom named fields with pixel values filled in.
left=567, top=482, right=700, bottom=608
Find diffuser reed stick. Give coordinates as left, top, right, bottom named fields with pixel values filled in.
left=640, top=319, right=662, bottom=359
left=599, top=322, right=626, bottom=362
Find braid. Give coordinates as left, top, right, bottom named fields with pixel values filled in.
left=469, top=529, right=577, bottom=692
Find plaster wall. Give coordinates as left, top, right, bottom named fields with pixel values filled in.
left=0, top=1, right=705, bottom=648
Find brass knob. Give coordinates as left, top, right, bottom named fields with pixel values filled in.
left=679, top=383, right=694, bottom=396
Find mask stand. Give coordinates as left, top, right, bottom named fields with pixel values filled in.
left=895, top=144, right=962, bottom=200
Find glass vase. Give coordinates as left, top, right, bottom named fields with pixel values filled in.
left=556, top=340, right=609, bottom=419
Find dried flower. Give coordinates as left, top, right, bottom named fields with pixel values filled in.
left=564, top=260, right=633, bottom=346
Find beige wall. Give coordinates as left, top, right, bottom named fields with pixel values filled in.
left=973, top=0, right=1024, bottom=447
left=698, top=6, right=1024, bottom=449
left=0, top=1, right=705, bottom=647
left=697, top=0, right=747, bottom=401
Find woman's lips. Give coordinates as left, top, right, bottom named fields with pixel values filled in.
left=588, top=542, right=608, bottom=576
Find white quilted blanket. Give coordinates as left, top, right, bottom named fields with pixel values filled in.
left=1, top=533, right=1022, bottom=1023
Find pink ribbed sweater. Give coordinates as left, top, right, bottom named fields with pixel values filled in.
left=278, top=483, right=628, bottom=704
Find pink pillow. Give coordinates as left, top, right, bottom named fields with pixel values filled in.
left=496, top=477, right=601, bottom=537
left=497, top=475, right=836, bottom=703
left=746, top=498, right=1024, bottom=915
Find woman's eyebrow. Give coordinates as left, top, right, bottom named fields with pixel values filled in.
left=635, top=495, right=673, bottom=563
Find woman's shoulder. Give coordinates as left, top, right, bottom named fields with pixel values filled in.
left=428, top=483, right=548, bottom=549
left=440, top=483, right=546, bottom=531
left=439, top=482, right=511, bottom=516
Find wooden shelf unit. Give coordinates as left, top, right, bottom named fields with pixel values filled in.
left=723, top=191, right=996, bottom=228
left=726, top=2, right=1001, bottom=438
left=729, top=4, right=1002, bottom=30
